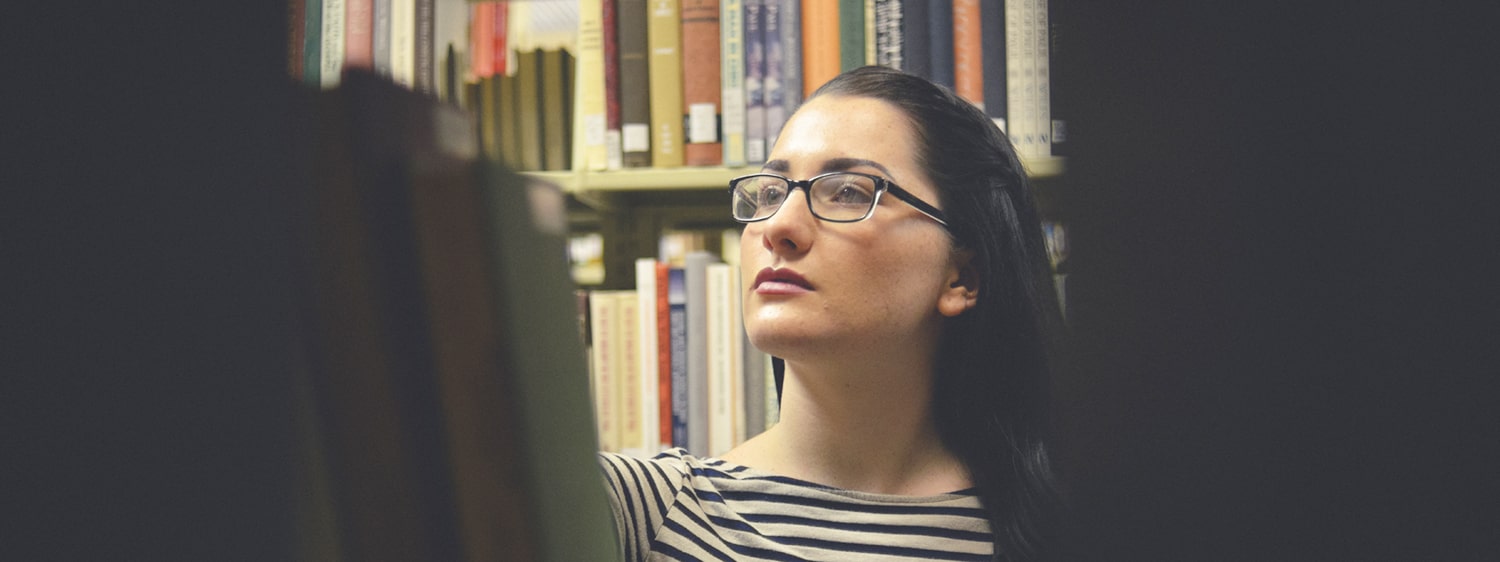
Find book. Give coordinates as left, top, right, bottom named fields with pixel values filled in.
left=683, top=250, right=716, bottom=455
left=953, top=0, right=983, bottom=107
left=778, top=0, right=801, bottom=131
left=1006, top=0, right=1049, bottom=158
left=763, top=0, right=788, bottom=152
left=514, top=48, right=543, bottom=170
left=634, top=258, right=664, bottom=456
left=577, top=0, right=609, bottom=171
left=683, top=0, right=725, bottom=166
left=654, top=261, right=674, bottom=448
left=865, top=0, right=876, bottom=65
left=540, top=48, right=574, bottom=171
left=800, top=0, right=838, bottom=97
left=603, top=0, right=625, bottom=169
left=390, top=0, right=415, bottom=87
left=479, top=163, right=622, bottom=561
left=615, top=291, right=644, bottom=457
left=320, top=0, right=346, bottom=88
left=618, top=0, right=652, bottom=168
left=588, top=290, right=622, bottom=452
left=648, top=0, right=685, bottom=168
left=744, top=0, right=766, bottom=163
left=873, top=0, right=902, bottom=70
left=666, top=266, right=689, bottom=448
left=371, top=0, right=391, bottom=76
left=981, top=0, right=1007, bottom=131
left=720, top=0, right=747, bottom=167
left=413, top=0, right=435, bottom=93
left=705, top=262, right=743, bottom=456
left=289, top=0, right=307, bottom=79
left=901, top=0, right=929, bottom=80
left=838, top=0, right=865, bottom=71
left=469, top=3, right=495, bottom=79
left=345, top=0, right=374, bottom=71
left=301, top=0, right=323, bottom=87
left=928, top=0, right=954, bottom=89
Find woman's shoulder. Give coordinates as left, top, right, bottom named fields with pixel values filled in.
left=597, top=448, right=696, bottom=493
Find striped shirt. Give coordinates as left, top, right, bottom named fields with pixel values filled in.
left=599, top=448, right=994, bottom=561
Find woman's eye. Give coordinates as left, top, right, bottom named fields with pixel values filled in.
left=828, top=183, right=874, bottom=205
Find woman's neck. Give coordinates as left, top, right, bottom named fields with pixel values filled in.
left=722, top=357, right=971, bottom=496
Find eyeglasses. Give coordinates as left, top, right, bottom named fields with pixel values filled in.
left=728, top=171, right=949, bottom=228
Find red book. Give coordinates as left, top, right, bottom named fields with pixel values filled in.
left=470, top=3, right=495, bottom=78
left=603, top=0, right=621, bottom=166
left=953, top=0, right=984, bottom=107
left=493, top=1, right=509, bottom=75
left=345, top=0, right=374, bottom=69
left=682, top=0, right=724, bottom=166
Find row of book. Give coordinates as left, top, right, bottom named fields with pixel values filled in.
left=582, top=255, right=778, bottom=458
left=458, top=0, right=1058, bottom=173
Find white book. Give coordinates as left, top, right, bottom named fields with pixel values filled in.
left=705, top=262, right=746, bottom=456
left=588, top=290, right=621, bottom=451
left=721, top=0, right=747, bottom=167
left=683, top=251, right=716, bottom=456
left=390, top=0, right=415, bottom=87
left=615, top=291, right=644, bottom=456
left=633, top=258, right=663, bottom=456
left=320, top=0, right=347, bottom=89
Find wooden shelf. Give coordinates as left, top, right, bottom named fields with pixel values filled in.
left=529, top=156, right=1064, bottom=196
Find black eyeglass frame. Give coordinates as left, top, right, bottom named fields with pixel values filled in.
left=727, top=171, right=950, bottom=228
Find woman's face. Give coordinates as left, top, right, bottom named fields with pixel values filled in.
left=740, top=95, right=970, bottom=364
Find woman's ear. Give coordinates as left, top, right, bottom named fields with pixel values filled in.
left=938, top=250, right=979, bottom=317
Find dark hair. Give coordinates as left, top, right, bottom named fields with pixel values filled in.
left=809, top=66, right=1066, bottom=561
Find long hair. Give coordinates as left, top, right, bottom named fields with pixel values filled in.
left=809, top=66, right=1066, bottom=561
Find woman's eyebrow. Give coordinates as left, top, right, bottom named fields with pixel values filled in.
left=760, top=158, right=894, bottom=177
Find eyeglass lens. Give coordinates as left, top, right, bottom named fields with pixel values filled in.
left=732, top=173, right=880, bottom=222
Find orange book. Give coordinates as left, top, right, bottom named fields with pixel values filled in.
left=801, top=1, right=839, bottom=98
left=682, top=0, right=724, bottom=166
left=953, top=0, right=984, bottom=107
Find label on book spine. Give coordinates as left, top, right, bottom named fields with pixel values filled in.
left=688, top=103, right=719, bottom=144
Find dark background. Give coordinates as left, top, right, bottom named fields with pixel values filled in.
left=5, top=2, right=1494, bottom=560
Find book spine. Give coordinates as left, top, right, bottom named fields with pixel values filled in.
left=838, top=0, right=865, bottom=71
left=589, top=291, right=620, bottom=452
left=720, top=0, right=747, bottom=167
left=413, top=0, right=435, bottom=93
left=577, top=0, right=609, bottom=171
left=953, top=0, right=983, bottom=107
left=289, top=0, right=307, bottom=79
left=320, top=0, right=346, bottom=88
left=372, top=0, right=391, bottom=76
left=873, top=0, right=902, bottom=70
left=800, top=0, right=837, bottom=97
left=682, top=0, right=724, bottom=166
left=928, top=0, right=954, bottom=89
left=763, top=0, right=787, bottom=152
left=345, top=0, right=374, bottom=70
left=1033, top=0, right=1051, bottom=157
left=301, top=0, right=322, bottom=87
left=540, top=49, right=573, bottom=171
left=603, top=0, right=624, bottom=169
left=865, top=0, right=876, bottom=65
left=390, top=0, right=415, bottom=87
left=470, top=3, right=495, bottom=79
left=1045, top=0, right=1065, bottom=157
left=705, top=263, right=736, bottom=456
left=744, top=0, right=766, bottom=163
left=617, top=0, right=652, bottom=168
left=667, top=267, right=689, bottom=449
left=493, top=2, right=509, bottom=75
left=901, top=0, right=929, bottom=80
left=616, top=292, right=643, bottom=457
left=515, top=49, right=543, bottom=171
left=655, top=262, right=673, bottom=449
left=683, top=251, right=714, bottom=455
left=779, top=0, right=801, bottom=122
left=981, top=0, right=1007, bottom=130
left=634, top=259, right=662, bottom=456
left=648, top=0, right=685, bottom=168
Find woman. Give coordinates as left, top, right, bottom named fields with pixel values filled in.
left=600, top=66, right=1064, bottom=561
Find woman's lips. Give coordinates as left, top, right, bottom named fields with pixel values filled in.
left=753, top=267, right=813, bottom=294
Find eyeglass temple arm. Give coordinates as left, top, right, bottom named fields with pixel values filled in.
left=884, top=184, right=949, bottom=226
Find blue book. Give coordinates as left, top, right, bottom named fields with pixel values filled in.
left=763, top=0, right=787, bottom=151
left=745, top=0, right=767, bottom=163
left=667, top=267, right=690, bottom=449
left=779, top=0, right=801, bottom=124
left=902, top=0, right=930, bottom=80
left=928, top=0, right=955, bottom=89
